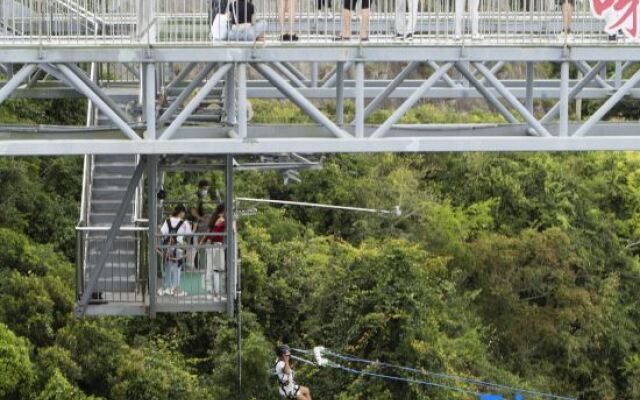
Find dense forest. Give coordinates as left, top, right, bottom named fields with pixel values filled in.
left=0, top=95, right=639, bottom=400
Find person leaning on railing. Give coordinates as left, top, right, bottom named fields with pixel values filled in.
left=226, top=0, right=267, bottom=41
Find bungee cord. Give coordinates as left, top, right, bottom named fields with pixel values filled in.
left=290, top=350, right=482, bottom=397
left=321, top=349, right=576, bottom=400
left=287, top=347, right=576, bottom=400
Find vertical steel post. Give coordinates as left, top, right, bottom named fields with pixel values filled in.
left=225, top=155, right=236, bottom=318
left=237, top=63, right=248, bottom=138
left=559, top=61, right=569, bottom=137
left=147, top=155, right=158, bottom=318
left=145, top=63, right=156, bottom=140
left=615, top=61, right=622, bottom=89
left=525, top=61, right=534, bottom=113
left=311, top=62, right=319, bottom=88
left=336, top=62, right=345, bottom=126
left=226, top=66, right=237, bottom=125
left=355, top=62, right=365, bottom=138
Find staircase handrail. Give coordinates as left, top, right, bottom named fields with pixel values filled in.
left=51, top=0, right=106, bottom=33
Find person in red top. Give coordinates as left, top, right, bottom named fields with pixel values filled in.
left=204, top=203, right=226, bottom=244
left=201, top=204, right=226, bottom=295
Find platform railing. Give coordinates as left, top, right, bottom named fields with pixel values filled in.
left=76, top=226, right=147, bottom=305
left=0, top=0, right=629, bottom=44
left=155, top=232, right=228, bottom=311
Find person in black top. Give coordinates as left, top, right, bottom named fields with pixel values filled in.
left=226, top=0, right=266, bottom=41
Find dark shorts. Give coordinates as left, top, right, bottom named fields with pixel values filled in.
left=344, top=0, right=370, bottom=10
left=556, top=0, right=575, bottom=6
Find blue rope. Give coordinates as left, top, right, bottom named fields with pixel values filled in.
left=324, top=349, right=576, bottom=400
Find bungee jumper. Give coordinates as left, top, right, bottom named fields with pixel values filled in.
left=275, top=345, right=313, bottom=400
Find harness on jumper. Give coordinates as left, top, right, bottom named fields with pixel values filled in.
left=274, top=360, right=298, bottom=399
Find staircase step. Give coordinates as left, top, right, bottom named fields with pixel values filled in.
left=94, top=154, right=137, bottom=164
left=93, top=176, right=135, bottom=189
left=86, top=265, right=137, bottom=277
left=90, top=200, right=135, bottom=214
left=89, top=277, right=138, bottom=293
left=93, top=164, right=136, bottom=175
left=91, top=188, right=129, bottom=201
left=90, top=213, right=135, bottom=226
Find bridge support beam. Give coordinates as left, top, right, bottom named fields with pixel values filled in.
left=540, top=61, right=606, bottom=124
left=371, top=62, right=454, bottom=139
left=159, top=63, right=217, bottom=125
left=336, top=62, right=345, bottom=126
left=237, top=63, right=248, bottom=138
left=273, top=62, right=305, bottom=88
left=361, top=61, right=421, bottom=122
left=574, top=68, right=640, bottom=137
left=0, top=64, right=36, bottom=106
left=160, top=64, right=232, bottom=140
left=559, top=61, right=569, bottom=137
left=354, top=62, right=365, bottom=138
left=57, top=64, right=140, bottom=140
left=252, top=63, right=351, bottom=139
left=147, top=155, right=158, bottom=318
left=474, top=62, right=551, bottom=137
left=454, top=62, right=518, bottom=124
left=225, top=154, right=236, bottom=318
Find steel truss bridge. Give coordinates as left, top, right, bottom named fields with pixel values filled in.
left=2, top=0, right=640, bottom=317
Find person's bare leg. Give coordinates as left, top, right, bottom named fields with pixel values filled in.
left=279, top=0, right=286, bottom=36
left=288, top=0, right=296, bottom=36
left=562, top=1, right=573, bottom=32
left=296, top=386, right=312, bottom=400
left=342, top=8, right=352, bottom=38
left=360, top=8, right=370, bottom=39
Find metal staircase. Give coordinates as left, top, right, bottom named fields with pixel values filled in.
left=77, top=100, right=145, bottom=313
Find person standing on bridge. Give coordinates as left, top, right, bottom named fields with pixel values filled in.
left=160, top=205, right=191, bottom=297
left=280, top=0, right=299, bottom=40
left=395, top=0, right=420, bottom=39
left=558, top=0, right=574, bottom=38
left=275, top=345, right=313, bottom=400
left=454, top=0, right=481, bottom=39
left=338, top=0, right=370, bottom=41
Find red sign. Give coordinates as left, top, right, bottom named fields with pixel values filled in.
left=591, top=0, right=640, bottom=38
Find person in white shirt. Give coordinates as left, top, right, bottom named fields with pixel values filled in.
left=159, top=204, right=192, bottom=297
left=275, top=345, right=312, bottom=400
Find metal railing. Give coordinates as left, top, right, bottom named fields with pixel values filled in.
left=155, top=232, right=228, bottom=307
left=0, top=0, right=633, bottom=45
left=76, top=227, right=147, bottom=305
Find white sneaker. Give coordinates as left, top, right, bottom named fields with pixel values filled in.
left=472, top=33, right=484, bottom=40
left=163, top=288, right=172, bottom=296
left=157, top=288, right=165, bottom=297
left=175, top=290, right=188, bottom=297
